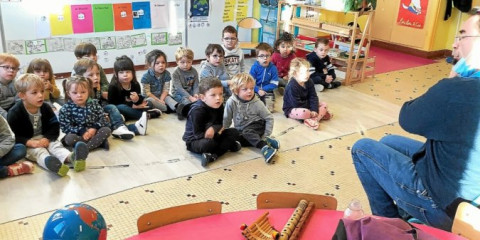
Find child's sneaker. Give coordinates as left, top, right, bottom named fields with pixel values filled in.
left=261, top=145, right=277, bottom=163
left=201, top=153, right=217, bottom=167
left=147, top=109, right=161, bottom=119
left=45, top=156, right=69, bottom=177
left=135, top=112, right=148, bottom=135
left=8, top=161, right=34, bottom=177
left=176, top=103, right=185, bottom=120
left=315, top=84, right=325, bottom=92
left=230, top=141, right=242, bottom=152
left=71, top=142, right=88, bottom=172
left=265, top=136, right=280, bottom=149
left=112, top=125, right=135, bottom=140
left=304, top=118, right=319, bottom=130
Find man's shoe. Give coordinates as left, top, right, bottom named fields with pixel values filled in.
left=201, top=153, right=217, bottom=167
left=230, top=141, right=242, bottom=152
left=112, top=125, right=135, bottom=140
left=265, top=136, right=280, bottom=149
left=135, top=112, right=148, bottom=135
left=261, top=146, right=277, bottom=163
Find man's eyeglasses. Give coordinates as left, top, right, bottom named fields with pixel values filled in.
left=223, top=37, right=237, bottom=41
left=0, top=65, right=20, bottom=72
left=257, top=54, right=271, bottom=59
left=210, top=54, right=223, bottom=59
left=454, top=35, right=480, bottom=42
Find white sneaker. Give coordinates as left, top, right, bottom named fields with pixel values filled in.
left=135, top=112, right=148, bottom=135
left=315, top=84, right=325, bottom=92
left=112, top=125, right=135, bottom=140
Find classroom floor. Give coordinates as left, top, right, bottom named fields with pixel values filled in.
left=0, top=58, right=451, bottom=239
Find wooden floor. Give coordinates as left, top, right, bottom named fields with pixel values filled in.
left=0, top=80, right=400, bottom=223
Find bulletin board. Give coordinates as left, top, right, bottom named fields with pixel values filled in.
left=0, top=0, right=253, bottom=73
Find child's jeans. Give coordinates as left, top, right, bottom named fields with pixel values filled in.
left=26, top=139, right=70, bottom=171
left=0, top=143, right=26, bottom=167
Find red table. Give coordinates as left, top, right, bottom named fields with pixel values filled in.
left=126, top=209, right=466, bottom=240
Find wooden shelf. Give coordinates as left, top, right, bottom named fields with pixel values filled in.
left=277, top=1, right=375, bottom=85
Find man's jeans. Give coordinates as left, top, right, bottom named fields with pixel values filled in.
left=351, top=135, right=452, bottom=230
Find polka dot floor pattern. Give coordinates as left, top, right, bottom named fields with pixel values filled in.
left=0, top=61, right=451, bottom=240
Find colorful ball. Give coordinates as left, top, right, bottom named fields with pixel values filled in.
left=43, top=203, right=107, bottom=240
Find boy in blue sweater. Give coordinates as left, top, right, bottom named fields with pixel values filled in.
left=249, top=43, right=279, bottom=112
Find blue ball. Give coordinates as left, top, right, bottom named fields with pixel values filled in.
left=43, top=203, right=107, bottom=240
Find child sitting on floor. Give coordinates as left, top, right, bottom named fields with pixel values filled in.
left=8, top=74, right=88, bottom=176
left=199, top=44, right=231, bottom=100
left=26, top=58, right=63, bottom=109
left=249, top=43, right=279, bottom=112
left=306, top=38, right=341, bottom=91
left=171, top=47, right=199, bottom=120
left=272, top=32, right=296, bottom=95
left=59, top=76, right=112, bottom=151
left=223, top=73, right=279, bottom=163
left=0, top=115, right=32, bottom=179
left=182, top=77, right=241, bottom=167
left=283, top=58, right=332, bottom=130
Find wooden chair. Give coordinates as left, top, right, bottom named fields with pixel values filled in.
left=236, top=17, right=263, bottom=51
left=137, top=201, right=222, bottom=233
left=256, top=191, right=337, bottom=210
left=452, top=202, right=480, bottom=240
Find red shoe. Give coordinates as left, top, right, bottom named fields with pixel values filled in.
left=8, top=161, right=34, bottom=177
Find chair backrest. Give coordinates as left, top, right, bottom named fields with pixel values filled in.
left=452, top=202, right=480, bottom=240
left=137, top=201, right=222, bottom=233
left=236, top=17, right=263, bottom=50
left=256, top=192, right=337, bottom=210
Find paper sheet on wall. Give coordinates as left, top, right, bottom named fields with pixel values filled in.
left=116, top=35, right=132, bottom=49
left=100, top=36, right=116, bottom=50
left=25, top=39, right=47, bottom=55
left=189, top=0, right=210, bottom=27
left=93, top=4, right=114, bottom=32
left=35, top=15, right=51, bottom=39
left=223, top=0, right=235, bottom=22
left=236, top=1, right=249, bottom=21
left=131, top=33, right=148, bottom=47
left=168, top=32, right=182, bottom=45
left=46, top=38, right=64, bottom=52
left=71, top=4, right=94, bottom=34
left=7, top=41, right=25, bottom=55
left=113, top=3, right=134, bottom=31
left=151, top=32, right=168, bottom=45
left=172, top=0, right=186, bottom=30
left=50, top=5, right=73, bottom=36
left=151, top=0, right=169, bottom=29
left=132, top=1, right=152, bottom=29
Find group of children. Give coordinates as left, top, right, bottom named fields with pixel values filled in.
left=0, top=25, right=339, bottom=176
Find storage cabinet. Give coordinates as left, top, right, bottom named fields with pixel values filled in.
left=276, top=1, right=375, bottom=85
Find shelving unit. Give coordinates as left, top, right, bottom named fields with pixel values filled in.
left=276, top=1, right=375, bottom=85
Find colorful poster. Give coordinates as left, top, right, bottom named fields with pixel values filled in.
left=132, top=1, right=152, bottom=29
left=93, top=4, right=114, bottom=32
left=151, top=0, right=169, bottom=29
left=50, top=5, right=73, bottom=36
left=190, top=0, right=209, bottom=20
left=397, top=0, right=428, bottom=29
left=223, top=0, right=235, bottom=22
left=35, top=15, right=51, bottom=39
left=71, top=4, right=94, bottom=34
left=113, top=3, right=134, bottom=31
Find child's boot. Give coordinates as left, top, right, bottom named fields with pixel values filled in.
left=45, top=156, right=69, bottom=177
left=261, top=146, right=277, bottom=163
left=8, top=161, right=34, bottom=177
left=71, top=142, right=89, bottom=172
